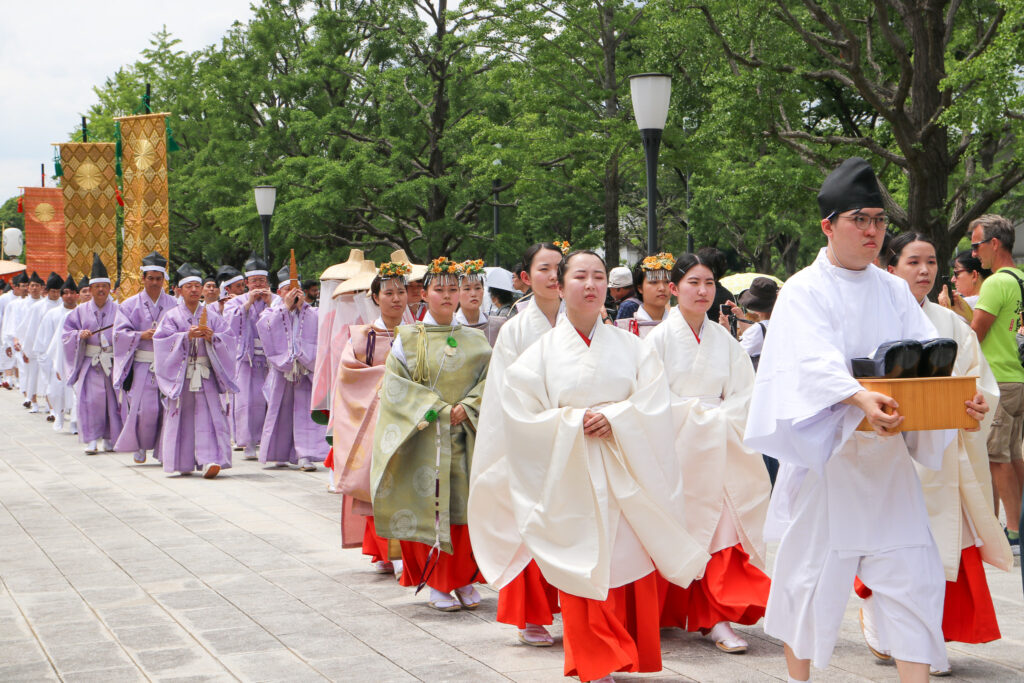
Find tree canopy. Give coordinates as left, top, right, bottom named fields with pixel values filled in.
left=11, top=0, right=1024, bottom=277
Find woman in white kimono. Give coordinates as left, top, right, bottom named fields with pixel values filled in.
left=492, top=250, right=708, bottom=682
left=469, top=242, right=565, bottom=646
left=454, top=259, right=489, bottom=333
left=854, top=232, right=1012, bottom=674
left=614, top=253, right=672, bottom=338
left=645, top=253, right=772, bottom=654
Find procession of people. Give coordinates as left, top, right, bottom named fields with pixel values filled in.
left=1, top=157, right=1019, bottom=682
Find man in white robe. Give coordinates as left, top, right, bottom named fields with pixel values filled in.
left=36, top=275, right=79, bottom=430
left=20, top=272, right=62, bottom=412
left=745, top=158, right=985, bottom=681
left=0, top=274, right=25, bottom=388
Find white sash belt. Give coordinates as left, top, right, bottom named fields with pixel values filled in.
left=186, top=356, right=211, bottom=392
left=283, top=358, right=310, bottom=383
left=84, top=345, right=114, bottom=376
left=134, top=349, right=156, bottom=373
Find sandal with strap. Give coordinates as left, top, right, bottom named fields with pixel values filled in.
left=454, top=585, right=481, bottom=610
left=517, top=624, right=554, bottom=647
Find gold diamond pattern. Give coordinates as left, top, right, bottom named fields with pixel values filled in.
left=60, top=143, right=117, bottom=281
left=118, top=114, right=170, bottom=298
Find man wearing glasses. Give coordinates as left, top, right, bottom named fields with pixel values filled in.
left=969, top=214, right=1024, bottom=557
left=746, top=157, right=964, bottom=682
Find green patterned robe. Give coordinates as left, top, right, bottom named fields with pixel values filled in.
left=371, top=323, right=490, bottom=553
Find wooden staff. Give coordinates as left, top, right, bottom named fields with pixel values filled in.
left=289, top=249, right=298, bottom=291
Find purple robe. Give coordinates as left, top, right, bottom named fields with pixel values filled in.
left=256, top=300, right=328, bottom=464
left=223, top=293, right=279, bottom=447
left=154, top=302, right=238, bottom=473
left=113, top=290, right=177, bottom=454
left=62, top=299, right=123, bottom=443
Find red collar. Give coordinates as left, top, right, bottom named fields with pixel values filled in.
left=575, top=326, right=592, bottom=347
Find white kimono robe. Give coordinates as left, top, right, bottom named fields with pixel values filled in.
left=745, top=249, right=948, bottom=670
left=493, top=317, right=709, bottom=600
left=22, top=297, right=60, bottom=397
left=2, top=295, right=30, bottom=377
left=920, top=300, right=1012, bottom=579
left=35, top=304, right=75, bottom=415
left=0, top=291, right=13, bottom=371
left=469, top=298, right=563, bottom=588
left=645, top=308, right=771, bottom=566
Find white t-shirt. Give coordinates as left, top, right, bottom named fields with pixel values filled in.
left=739, top=319, right=769, bottom=357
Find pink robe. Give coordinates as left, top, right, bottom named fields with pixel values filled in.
left=333, top=323, right=393, bottom=547
left=256, top=300, right=328, bottom=464
left=154, top=303, right=238, bottom=473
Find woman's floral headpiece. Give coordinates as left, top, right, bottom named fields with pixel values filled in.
left=460, top=259, right=486, bottom=281
left=553, top=240, right=571, bottom=255
left=641, top=252, right=674, bottom=281
left=378, top=261, right=411, bottom=280
left=424, top=256, right=462, bottom=285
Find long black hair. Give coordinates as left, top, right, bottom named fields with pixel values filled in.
left=887, top=232, right=936, bottom=268
left=669, top=253, right=712, bottom=285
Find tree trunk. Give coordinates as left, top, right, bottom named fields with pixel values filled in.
left=603, top=153, right=620, bottom=264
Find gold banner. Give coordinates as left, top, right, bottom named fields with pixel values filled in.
left=58, top=143, right=117, bottom=283
left=20, top=187, right=67, bottom=277
left=116, top=113, right=170, bottom=298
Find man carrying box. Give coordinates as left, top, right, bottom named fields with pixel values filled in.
left=745, top=157, right=987, bottom=683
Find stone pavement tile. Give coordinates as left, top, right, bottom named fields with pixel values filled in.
left=219, top=649, right=327, bottom=682
left=45, top=639, right=136, bottom=675
left=176, top=604, right=255, bottom=632
left=95, top=602, right=175, bottom=629
left=0, top=660, right=60, bottom=682
left=0, top=638, right=51, bottom=666
left=306, top=654, right=417, bottom=682
left=276, top=629, right=377, bottom=661
left=61, top=666, right=147, bottom=683
left=156, top=674, right=238, bottom=683
left=153, top=589, right=231, bottom=611
left=18, top=597, right=97, bottom=626
left=196, top=625, right=282, bottom=656
left=32, top=618, right=111, bottom=646
left=504, top=668, right=573, bottom=683
left=134, top=646, right=219, bottom=676
left=109, top=622, right=195, bottom=652
left=405, top=657, right=509, bottom=681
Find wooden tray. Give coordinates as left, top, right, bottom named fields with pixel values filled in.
left=856, top=376, right=978, bottom=432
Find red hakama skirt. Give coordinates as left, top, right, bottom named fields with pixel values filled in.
left=362, top=516, right=391, bottom=563
left=398, top=524, right=483, bottom=593
left=560, top=572, right=662, bottom=682
left=854, top=545, right=1000, bottom=643
left=497, top=560, right=560, bottom=628
left=658, top=543, right=770, bottom=632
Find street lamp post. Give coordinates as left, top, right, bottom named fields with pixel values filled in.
left=629, top=73, right=672, bottom=255
left=254, top=185, right=277, bottom=267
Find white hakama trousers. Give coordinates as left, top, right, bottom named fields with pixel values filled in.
left=764, top=471, right=947, bottom=671
left=22, top=356, right=40, bottom=397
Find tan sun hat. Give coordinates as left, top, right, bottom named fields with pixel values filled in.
left=334, top=259, right=378, bottom=296
left=391, top=249, right=428, bottom=282
left=320, top=249, right=366, bottom=281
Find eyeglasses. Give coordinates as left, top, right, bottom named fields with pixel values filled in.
left=971, top=237, right=993, bottom=250
left=830, top=212, right=890, bottom=230
left=952, top=269, right=968, bottom=277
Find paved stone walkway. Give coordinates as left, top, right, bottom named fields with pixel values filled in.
left=1, top=388, right=1022, bottom=681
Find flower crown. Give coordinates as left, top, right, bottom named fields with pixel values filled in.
left=641, top=252, right=675, bottom=280
left=427, top=256, right=462, bottom=277
left=460, top=259, right=486, bottom=277
left=378, top=261, right=411, bottom=279
left=552, top=240, right=571, bottom=255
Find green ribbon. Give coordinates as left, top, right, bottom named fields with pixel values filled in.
left=166, top=120, right=180, bottom=152
left=53, top=149, right=63, bottom=177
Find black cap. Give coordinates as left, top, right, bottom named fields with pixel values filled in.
left=29, top=271, right=45, bottom=286
left=216, top=265, right=242, bottom=285
left=46, top=272, right=63, bottom=290
left=62, top=274, right=79, bottom=292
left=738, top=277, right=780, bottom=313
left=276, top=264, right=291, bottom=287
left=203, top=275, right=217, bottom=285
left=0, top=280, right=8, bottom=292
left=817, top=157, right=884, bottom=219
left=78, top=275, right=90, bottom=289
left=243, top=252, right=268, bottom=276
left=176, top=263, right=204, bottom=286
left=90, top=253, right=110, bottom=283
left=141, top=251, right=168, bottom=273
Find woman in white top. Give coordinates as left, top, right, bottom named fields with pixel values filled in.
left=454, top=259, right=489, bottom=331
left=615, top=253, right=672, bottom=337
left=469, top=242, right=564, bottom=646
left=644, top=253, right=772, bottom=655
left=854, top=232, right=1011, bottom=675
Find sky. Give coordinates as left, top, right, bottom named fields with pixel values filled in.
left=0, top=0, right=257, bottom=203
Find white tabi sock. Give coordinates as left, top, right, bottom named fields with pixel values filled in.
left=789, top=677, right=809, bottom=683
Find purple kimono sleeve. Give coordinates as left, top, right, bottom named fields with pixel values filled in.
left=61, top=306, right=88, bottom=386
left=112, top=300, right=142, bottom=390
left=153, top=310, right=191, bottom=401
left=256, top=304, right=293, bottom=374
left=204, top=310, right=239, bottom=394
